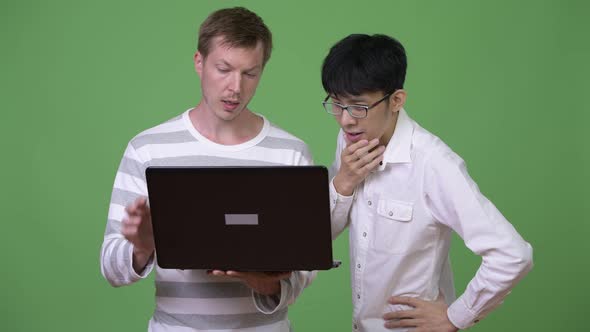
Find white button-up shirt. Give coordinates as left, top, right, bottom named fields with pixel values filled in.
left=329, top=109, right=533, bottom=331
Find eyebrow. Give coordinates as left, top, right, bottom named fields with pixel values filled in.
left=348, top=98, right=369, bottom=104
left=330, top=95, right=369, bottom=104
left=217, top=60, right=261, bottom=72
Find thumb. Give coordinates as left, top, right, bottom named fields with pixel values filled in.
left=138, top=196, right=148, bottom=206
left=436, top=290, right=446, bottom=303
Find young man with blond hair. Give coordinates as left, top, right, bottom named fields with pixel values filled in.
left=100, top=7, right=314, bottom=331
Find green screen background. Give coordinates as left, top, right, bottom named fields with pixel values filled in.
left=1, top=0, right=588, bottom=331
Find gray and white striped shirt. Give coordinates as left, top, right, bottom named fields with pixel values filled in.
left=100, top=109, right=316, bottom=331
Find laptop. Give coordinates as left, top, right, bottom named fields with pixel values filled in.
left=145, top=166, right=338, bottom=271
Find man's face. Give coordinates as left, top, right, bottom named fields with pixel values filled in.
left=195, top=36, right=264, bottom=122
left=330, top=91, right=400, bottom=146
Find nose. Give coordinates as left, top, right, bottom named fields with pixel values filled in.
left=228, top=72, right=241, bottom=95
left=338, top=108, right=357, bottom=127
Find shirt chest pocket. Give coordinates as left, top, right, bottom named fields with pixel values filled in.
left=371, top=199, right=415, bottom=254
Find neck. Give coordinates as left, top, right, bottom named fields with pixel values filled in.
left=189, top=102, right=263, bottom=145
left=380, top=111, right=400, bottom=146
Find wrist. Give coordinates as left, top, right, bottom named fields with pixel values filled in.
left=446, top=312, right=459, bottom=332
left=333, top=174, right=355, bottom=196
left=132, top=246, right=154, bottom=273
left=252, top=278, right=282, bottom=296
left=133, top=245, right=154, bottom=259
left=259, top=280, right=281, bottom=296
left=268, top=281, right=282, bottom=295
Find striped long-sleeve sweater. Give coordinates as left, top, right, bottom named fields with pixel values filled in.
left=100, top=109, right=316, bottom=332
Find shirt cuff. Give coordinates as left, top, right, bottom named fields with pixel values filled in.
left=252, top=278, right=290, bottom=314
left=329, top=177, right=355, bottom=210
left=447, top=295, right=482, bottom=330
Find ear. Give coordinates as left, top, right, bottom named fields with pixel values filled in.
left=389, top=89, right=407, bottom=113
left=194, top=51, right=204, bottom=77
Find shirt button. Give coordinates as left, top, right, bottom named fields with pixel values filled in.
left=357, top=264, right=361, bottom=268
left=362, top=232, right=367, bottom=237
left=388, top=211, right=393, bottom=216
left=353, top=323, right=358, bottom=330
left=367, top=200, right=372, bottom=206
left=357, top=294, right=361, bottom=299
left=333, top=199, right=336, bottom=204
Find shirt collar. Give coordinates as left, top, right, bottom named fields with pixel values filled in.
left=378, top=108, right=413, bottom=171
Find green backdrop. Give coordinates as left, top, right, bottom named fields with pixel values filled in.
left=1, top=0, right=588, bottom=331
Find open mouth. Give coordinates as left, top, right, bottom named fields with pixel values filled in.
left=222, top=100, right=240, bottom=111
left=344, top=131, right=363, bottom=142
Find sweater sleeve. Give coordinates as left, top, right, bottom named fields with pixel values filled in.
left=100, top=143, right=154, bottom=287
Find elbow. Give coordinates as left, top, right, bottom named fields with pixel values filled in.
left=104, top=273, right=126, bottom=288
left=485, top=242, right=533, bottom=286
left=514, top=242, right=534, bottom=277
left=100, top=252, right=128, bottom=288
left=109, top=280, right=126, bottom=288
left=100, top=239, right=133, bottom=288
left=100, top=264, right=125, bottom=288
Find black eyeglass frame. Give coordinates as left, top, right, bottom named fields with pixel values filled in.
left=322, top=91, right=395, bottom=119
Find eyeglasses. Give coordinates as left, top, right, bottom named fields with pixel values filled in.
left=322, top=92, right=394, bottom=119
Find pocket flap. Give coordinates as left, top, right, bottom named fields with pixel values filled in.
left=377, top=199, right=413, bottom=222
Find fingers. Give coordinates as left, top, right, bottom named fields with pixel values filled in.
left=123, top=215, right=142, bottom=227
left=221, top=271, right=291, bottom=282
left=384, top=318, right=421, bottom=329
left=344, top=139, right=370, bottom=155
left=122, top=212, right=152, bottom=238
left=208, top=270, right=251, bottom=279
left=226, top=271, right=248, bottom=279
left=388, top=296, right=419, bottom=307
left=121, top=215, right=139, bottom=237
left=125, top=197, right=149, bottom=216
left=209, top=270, right=228, bottom=277
left=344, top=139, right=384, bottom=169
left=121, top=220, right=133, bottom=238
left=353, top=145, right=385, bottom=170
left=351, top=139, right=379, bottom=158
left=344, top=138, right=378, bottom=158
left=125, top=198, right=139, bottom=214
left=364, top=153, right=385, bottom=173
left=215, top=271, right=266, bottom=282
left=383, top=310, right=415, bottom=321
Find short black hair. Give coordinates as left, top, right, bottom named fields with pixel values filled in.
left=321, top=34, right=407, bottom=97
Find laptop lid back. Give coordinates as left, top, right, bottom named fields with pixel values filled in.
left=146, top=166, right=334, bottom=271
